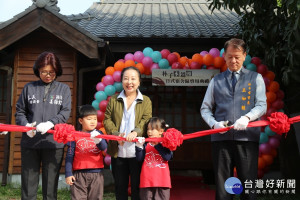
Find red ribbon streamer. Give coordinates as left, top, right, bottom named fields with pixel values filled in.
left=1, top=112, right=300, bottom=150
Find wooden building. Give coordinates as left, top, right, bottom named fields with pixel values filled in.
left=0, top=0, right=240, bottom=184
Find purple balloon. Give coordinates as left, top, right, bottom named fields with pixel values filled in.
left=209, top=48, right=220, bottom=58
left=263, top=77, right=270, bottom=87
left=200, top=51, right=208, bottom=57
left=150, top=63, right=160, bottom=73
left=133, top=51, right=145, bottom=63
left=259, top=143, right=272, bottom=154
left=104, top=155, right=111, bottom=166
left=142, top=56, right=153, bottom=68
left=124, top=53, right=134, bottom=61
left=112, top=71, right=121, bottom=82
left=96, top=82, right=105, bottom=91
left=103, top=75, right=114, bottom=86
left=268, top=137, right=280, bottom=148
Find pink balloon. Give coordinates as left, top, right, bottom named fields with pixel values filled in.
left=272, top=99, right=284, bottom=110
left=150, top=63, right=160, bottom=73
left=167, top=53, right=178, bottom=65
left=206, top=65, right=215, bottom=70
left=96, top=82, right=105, bottom=91
left=112, top=71, right=121, bottom=82
left=190, top=61, right=201, bottom=69
left=104, top=155, right=111, bottom=166
left=103, top=75, right=114, bottom=86
left=133, top=51, right=144, bottom=63
left=200, top=51, right=208, bottom=57
left=171, top=62, right=183, bottom=69
left=99, top=100, right=108, bottom=112
left=259, top=143, right=271, bottom=154
left=268, top=137, right=280, bottom=148
left=209, top=48, right=220, bottom=58
left=161, top=49, right=171, bottom=59
left=125, top=53, right=134, bottom=61
left=142, top=56, right=153, bottom=68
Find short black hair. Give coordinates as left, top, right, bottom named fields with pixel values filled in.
left=78, top=105, right=97, bottom=119
left=224, top=38, right=247, bottom=53
left=33, top=52, right=63, bottom=78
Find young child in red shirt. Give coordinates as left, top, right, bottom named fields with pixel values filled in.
left=65, top=105, right=107, bottom=200
left=135, top=117, right=173, bottom=200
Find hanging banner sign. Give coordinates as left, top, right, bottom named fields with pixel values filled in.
left=152, top=69, right=220, bottom=86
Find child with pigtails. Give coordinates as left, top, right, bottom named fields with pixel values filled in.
left=135, top=117, right=173, bottom=200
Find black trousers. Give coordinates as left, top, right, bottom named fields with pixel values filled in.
left=111, top=157, right=142, bottom=200
left=212, top=141, right=259, bottom=200
left=21, top=147, right=64, bottom=200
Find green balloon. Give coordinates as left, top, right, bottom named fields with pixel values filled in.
left=259, top=132, right=269, bottom=144
left=265, top=125, right=276, bottom=136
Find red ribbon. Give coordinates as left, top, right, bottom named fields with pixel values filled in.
left=1, top=112, right=300, bottom=150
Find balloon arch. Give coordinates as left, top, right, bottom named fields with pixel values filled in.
left=92, top=47, right=284, bottom=178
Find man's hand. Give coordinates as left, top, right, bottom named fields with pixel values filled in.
left=126, top=131, right=137, bottom=142
left=36, top=121, right=54, bottom=134
left=118, top=133, right=125, bottom=146
left=233, top=116, right=250, bottom=130
left=26, top=122, right=37, bottom=138
left=213, top=121, right=229, bottom=134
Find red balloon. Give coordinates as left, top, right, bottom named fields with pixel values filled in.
left=167, top=53, right=178, bottom=65
left=161, top=49, right=171, bottom=59
left=257, top=169, right=264, bottom=179
left=263, top=77, right=270, bottom=87
left=257, top=64, right=268, bottom=76
left=266, top=107, right=276, bottom=116
left=251, top=57, right=261, bottom=66
left=96, top=121, right=103, bottom=129
left=99, top=100, right=108, bottom=112
left=276, top=90, right=285, bottom=100
left=190, top=61, right=201, bottom=69
left=261, top=154, right=273, bottom=166
left=171, top=62, right=183, bottom=69
left=97, top=110, right=105, bottom=121
left=206, top=65, right=215, bottom=69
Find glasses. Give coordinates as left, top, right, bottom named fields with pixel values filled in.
left=40, top=71, right=56, bottom=76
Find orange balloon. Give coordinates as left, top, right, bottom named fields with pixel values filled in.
left=144, top=67, right=151, bottom=75
left=267, top=81, right=280, bottom=93
left=203, top=54, right=214, bottom=66
left=265, top=71, right=275, bottom=82
left=213, top=57, right=225, bottom=68
left=105, top=66, right=115, bottom=76
left=114, top=61, right=125, bottom=71
left=262, top=154, right=273, bottom=166
left=220, top=63, right=228, bottom=72
left=124, top=59, right=136, bottom=68
left=135, top=63, right=145, bottom=74
left=179, top=57, right=189, bottom=66
left=267, top=101, right=271, bottom=109
left=192, top=53, right=203, bottom=65
left=173, top=52, right=181, bottom=60
left=258, top=157, right=266, bottom=170
left=266, top=91, right=277, bottom=103
left=99, top=127, right=107, bottom=135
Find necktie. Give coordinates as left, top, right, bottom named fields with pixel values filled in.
left=232, top=72, right=237, bottom=91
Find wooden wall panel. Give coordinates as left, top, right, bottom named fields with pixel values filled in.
left=9, top=29, right=77, bottom=174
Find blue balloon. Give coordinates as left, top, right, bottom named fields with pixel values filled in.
left=158, top=59, right=169, bottom=69
left=151, top=51, right=162, bottom=63
left=259, top=132, right=269, bottom=144
left=114, top=82, right=123, bottom=92
left=95, top=91, right=107, bottom=102
left=243, top=55, right=251, bottom=66
left=220, top=48, right=225, bottom=57
left=92, top=100, right=100, bottom=110
left=246, top=63, right=257, bottom=71
left=104, top=85, right=116, bottom=96
left=265, top=125, right=276, bottom=136
left=143, top=47, right=153, bottom=57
